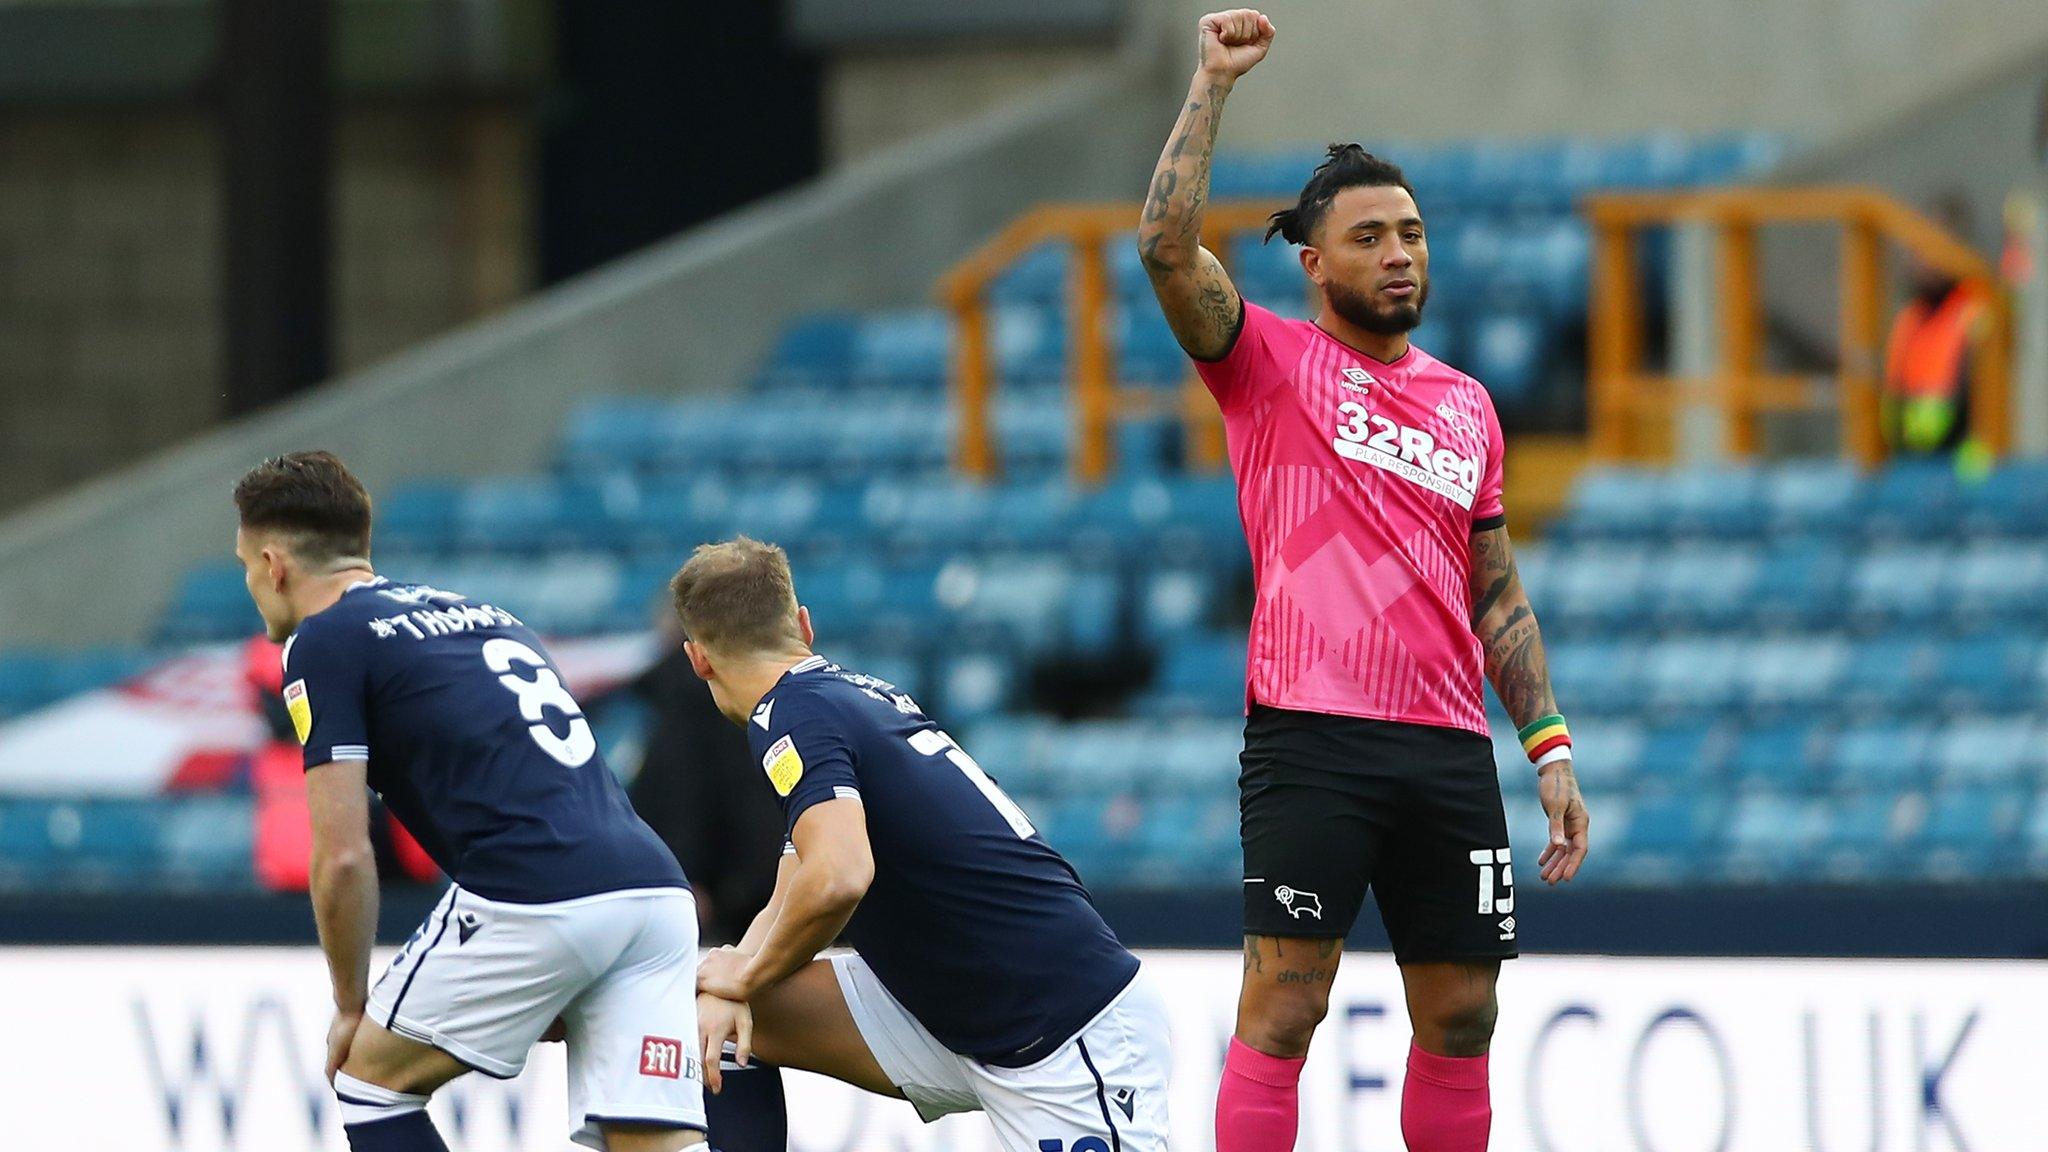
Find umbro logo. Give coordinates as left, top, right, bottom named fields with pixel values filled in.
left=1498, top=916, right=1517, bottom=940
left=1340, top=366, right=1375, bottom=394
left=457, top=912, right=481, bottom=945
left=1110, top=1087, right=1137, bottom=1121
left=751, top=700, right=774, bottom=730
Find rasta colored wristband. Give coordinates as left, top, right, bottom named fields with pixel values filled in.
left=1517, top=713, right=1571, bottom=762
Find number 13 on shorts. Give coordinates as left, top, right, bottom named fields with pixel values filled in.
left=1470, top=847, right=1513, bottom=914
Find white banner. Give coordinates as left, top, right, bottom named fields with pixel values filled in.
left=0, top=948, right=2038, bottom=1151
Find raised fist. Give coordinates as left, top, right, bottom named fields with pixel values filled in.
left=1198, top=9, right=1275, bottom=81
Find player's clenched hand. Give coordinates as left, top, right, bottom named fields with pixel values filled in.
left=1536, top=760, right=1590, bottom=885
left=697, top=993, right=754, bottom=1095
left=1198, top=9, right=1274, bottom=82
left=696, top=944, right=752, bottom=1001
left=325, top=1008, right=363, bottom=1084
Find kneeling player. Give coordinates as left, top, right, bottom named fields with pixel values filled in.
left=669, top=538, right=1172, bottom=1152
left=233, top=452, right=705, bottom=1152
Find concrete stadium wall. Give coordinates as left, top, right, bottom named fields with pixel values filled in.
left=0, top=105, right=533, bottom=515
left=1167, top=0, right=2048, bottom=146
left=0, top=48, right=1176, bottom=648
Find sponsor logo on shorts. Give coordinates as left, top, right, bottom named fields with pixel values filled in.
left=762, top=735, right=804, bottom=797
left=1499, top=915, right=1517, bottom=941
left=456, top=912, right=481, bottom=945
left=1111, top=1086, right=1138, bottom=1120
left=1273, top=885, right=1323, bottom=921
left=640, top=1036, right=685, bottom=1079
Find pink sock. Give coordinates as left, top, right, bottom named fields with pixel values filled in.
left=1214, top=1037, right=1306, bottom=1152
left=1400, top=1042, right=1491, bottom=1152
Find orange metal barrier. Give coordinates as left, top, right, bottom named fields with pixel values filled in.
left=938, top=203, right=1290, bottom=484
left=1587, top=187, right=2014, bottom=464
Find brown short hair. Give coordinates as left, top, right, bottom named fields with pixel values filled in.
left=233, top=451, right=373, bottom=565
left=669, top=537, right=803, bottom=655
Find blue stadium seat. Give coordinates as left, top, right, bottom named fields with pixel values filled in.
left=1140, top=632, right=1247, bottom=718
left=1138, top=565, right=1231, bottom=645
left=1642, top=638, right=1746, bottom=713
left=852, top=310, right=952, bottom=389
left=1750, top=541, right=1848, bottom=627
left=1635, top=721, right=1722, bottom=793
left=1932, top=718, right=2034, bottom=789
left=375, top=482, right=463, bottom=554
left=1562, top=469, right=1668, bottom=538
left=1725, top=722, right=1823, bottom=794
left=1828, top=723, right=1935, bottom=793
left=1838, top=633, right=1935, bottom=709
left=1150, top=720, right=1243, bottom=793
left=1646, top=545, right=1760, bottom=628
left=1863, top=460, right=1963, bottom=539
left=1546, top=640, right=1644, bottom=714
left=988, top=245, right=1069, bottom=308
left=1847, top=546, right=1951, bottom=626
left=1762, top=461, right=1862, bottom=535
left=1663, top=467, right=1766, bottom=538
left=1724, top=795, right=1829, bottom=881
left=1617, top=793, right=1725, bottom=882
left=1542, top=545, right=1655, bottom=633
left=1935, top=635, right=2037, bottom=711
left=1914, top=787, right=2027, bottom=879
left=2025, top=797, right=2048, bottom=876
left=1815, top=794, right=1906, bottom=880
left=1464, top=303, right=1551, bottom=406
left=756, top=313, right=859, bottom=390
left=1742, top=636, right=1846, bottom=710
left=1959, top=461, right=2048, bottom=536
left=1947, top=542, right=2048, bottom=624
left=160, top=564, right=263, bottom=642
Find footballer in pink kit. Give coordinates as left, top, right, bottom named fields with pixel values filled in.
left=1138, top=10, right=1591, bottom=1152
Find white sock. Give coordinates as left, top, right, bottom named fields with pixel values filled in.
left=333, top=1070, right=430, bottom=1126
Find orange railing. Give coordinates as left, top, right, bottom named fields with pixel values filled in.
left=939, top=203, right=1290, bottom=484
left=1587, top=187, right=2014, bottom=465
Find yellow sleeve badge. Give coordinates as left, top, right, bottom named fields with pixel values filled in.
left=762, top=734, right=804, bottom=798
left=283, top=679, right=312, bottom=746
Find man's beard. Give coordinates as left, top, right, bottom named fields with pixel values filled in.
left=1326, top=277, right=1427, bottom=336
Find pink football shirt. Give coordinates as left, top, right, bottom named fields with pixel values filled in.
left=1195, top=300, right=1506, bottom=736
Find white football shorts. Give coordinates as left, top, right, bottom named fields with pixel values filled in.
left=830, top=953, right=1172, bottom=1152
left=366, top=884, right=705, bottom=1150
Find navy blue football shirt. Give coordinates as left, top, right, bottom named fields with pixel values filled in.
left=748, top=655, right=1140, bottom=1067
left=284, top=578, right=686, bottom=904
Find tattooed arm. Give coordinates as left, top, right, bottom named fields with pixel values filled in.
left=1470, top=523, right=1589, bottom=885
left=1137, top=9, right=1274, bottom=360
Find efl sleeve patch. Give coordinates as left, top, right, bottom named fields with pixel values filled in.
left=283, top=679, right=312, bottom=746
left=762, top=734, right=804, bottom=798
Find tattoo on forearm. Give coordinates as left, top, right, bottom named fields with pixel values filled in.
left=1139, top=83, right=1227, bottom=276
left=1470, top=528, right=1558, bottom=725
left=1485, top=610, right=1556, bottom=725
left=1468, top=528, right=1514, bottom=627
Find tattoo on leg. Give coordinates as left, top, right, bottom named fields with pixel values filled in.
left=1275, top=969, right=1332, bottom=986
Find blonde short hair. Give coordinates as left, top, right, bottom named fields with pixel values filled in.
left=668, top=537, right=804, bottom=655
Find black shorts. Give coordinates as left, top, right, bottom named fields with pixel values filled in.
left=1239, top=704, right=1518, bottom=963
